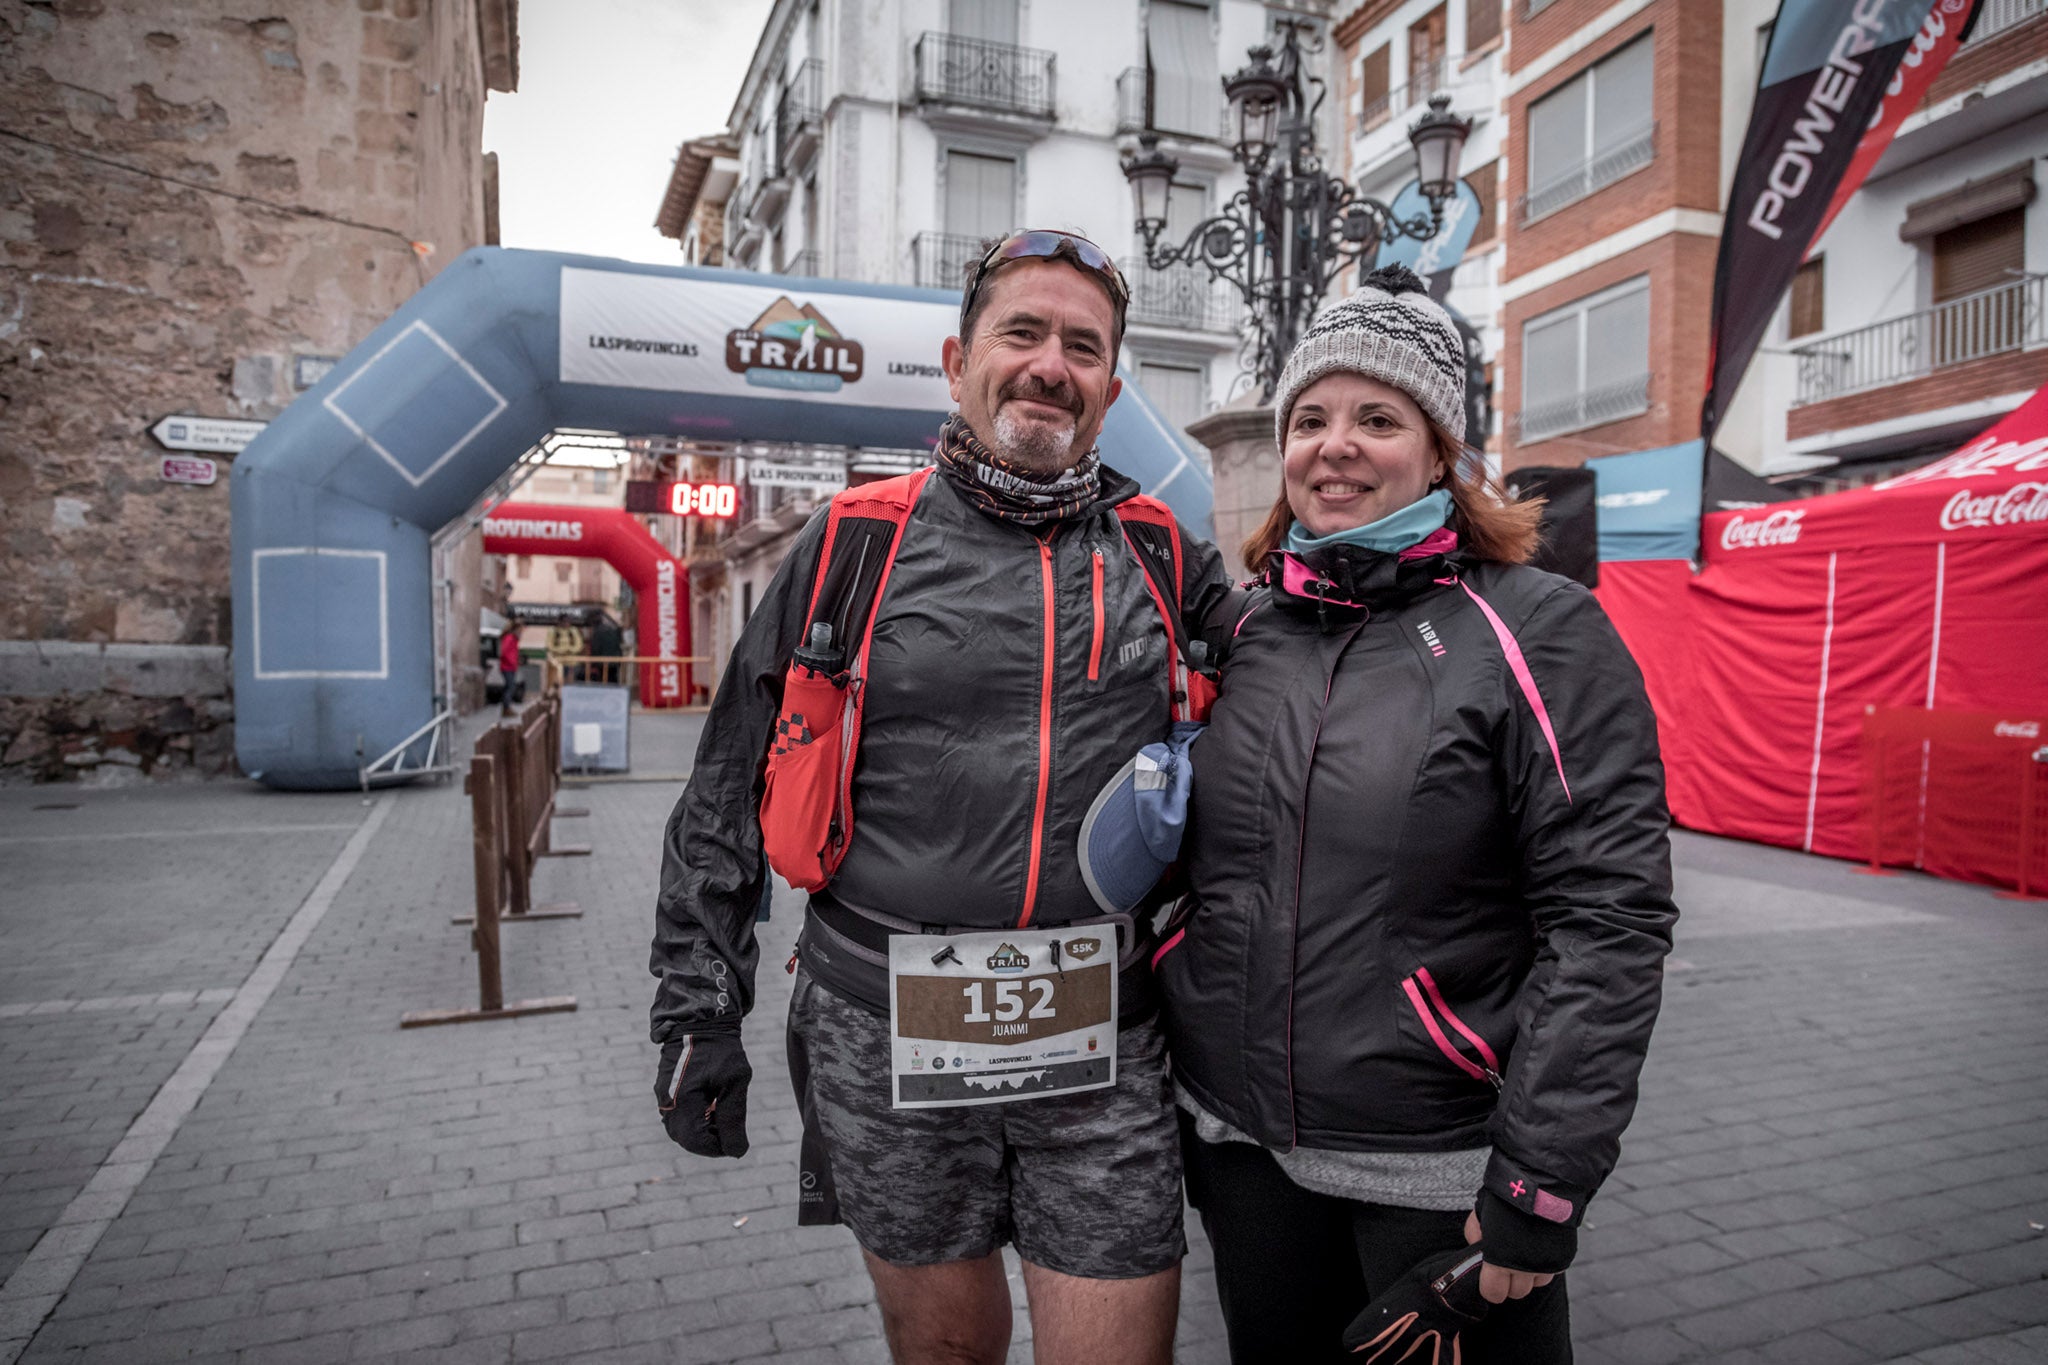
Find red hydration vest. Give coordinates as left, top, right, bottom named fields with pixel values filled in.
left=758, top=468, right=1213, bottom=891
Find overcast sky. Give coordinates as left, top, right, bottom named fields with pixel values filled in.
left=482, top=0, right=775, bottom=266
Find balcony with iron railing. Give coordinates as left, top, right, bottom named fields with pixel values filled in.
left=776, top=59, right=824, bottom=177
left=1513, top=373, right=1651, bottom=444
left=1790, top=273, right=2046, bottom=409
left=1518, top=122, right=1656, bottom=224
left=914, top=32, right=1055, bottom=122
left=1360, top=54, right=1447, bottom=133
left=1115, top=67, right=1229, bottom=141
left=913, top=231, right=984, bottom=291
left=1120, top=258, right=1242, bottom=335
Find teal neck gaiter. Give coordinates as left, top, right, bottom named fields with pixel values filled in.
left=1285, top=488, right=1453, bottom=557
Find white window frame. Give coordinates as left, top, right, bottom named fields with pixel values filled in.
left=1521, top=34, right=1656, bottom=224
left=1518, top=275, right=1651, bottom=444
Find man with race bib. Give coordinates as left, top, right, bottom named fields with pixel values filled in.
left=648, top=230, right=1230, bottom=1365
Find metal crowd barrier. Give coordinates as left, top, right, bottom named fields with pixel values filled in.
left=401, top=694, right=588, bottom=1027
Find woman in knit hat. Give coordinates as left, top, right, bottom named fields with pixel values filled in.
left=1154, top=266, right=1678, bottom=1362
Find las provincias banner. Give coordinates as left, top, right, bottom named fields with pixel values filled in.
left=1699, top=0, right=1977, bottom=442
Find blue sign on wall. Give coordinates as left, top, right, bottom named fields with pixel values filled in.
left=1374, top=178, right=1485, bottom=279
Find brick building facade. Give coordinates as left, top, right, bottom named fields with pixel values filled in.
left=1333, top=0, right=2045, bottom=493
left=0, top=0, right=516, bottom=783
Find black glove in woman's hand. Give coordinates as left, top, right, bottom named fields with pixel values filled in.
left=1342, top=1243, right=1488, bottom=1359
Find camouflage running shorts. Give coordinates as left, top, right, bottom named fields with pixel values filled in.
left=786, top=965, right=1186, bottom=1279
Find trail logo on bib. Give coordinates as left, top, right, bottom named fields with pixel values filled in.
left=986, top=943, right=1030, bottom=974
left=725, top=297, right=866, bottom=393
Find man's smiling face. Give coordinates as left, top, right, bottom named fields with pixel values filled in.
left=942, top=258, right=1123, bottom=474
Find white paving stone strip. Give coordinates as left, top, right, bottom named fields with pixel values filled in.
left=0, top=989, right=237, bottom=1019
left=0, top=797, right=392, bottom=1364
left=0, top=822, right=361, bottom=845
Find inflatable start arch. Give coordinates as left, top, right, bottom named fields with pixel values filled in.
left=230, top=247, right=1213, bottom=790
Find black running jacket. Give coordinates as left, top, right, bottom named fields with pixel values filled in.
left=1159, top=540, right=1677, bottom=1242
left=650, top=465, right=1230, bottom=1035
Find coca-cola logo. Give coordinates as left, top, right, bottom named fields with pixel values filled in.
left=1719, top=509, right=1805, bottom=550
left=1938, top=482, right=2048, bottom=531
left=1994, top=720, right=2041, bottom=740
left=1878, top=434, right=2048, bottom=489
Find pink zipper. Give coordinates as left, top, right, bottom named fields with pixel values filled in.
left=1401, top=970, right=1503, bottom=1088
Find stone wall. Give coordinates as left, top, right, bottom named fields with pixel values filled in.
left=0, top=642, right=233, bottom=784
left=0, top=0, right=515, bottom=781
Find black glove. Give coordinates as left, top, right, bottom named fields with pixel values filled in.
left=655, top=1030, right=752, bottom=1158
left=1343, top=1243, right=1489, bottom=1360
left=1475, top=1187, right=1577, bottom=1274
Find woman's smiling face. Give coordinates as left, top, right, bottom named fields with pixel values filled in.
left=1281, top=372, right=1446, bottom=539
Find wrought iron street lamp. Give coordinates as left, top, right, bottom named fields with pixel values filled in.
left=1122, top=22, right=1472, bottom=400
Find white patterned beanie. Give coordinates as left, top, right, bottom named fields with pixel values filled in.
left=1273, top=265, right=1466, bottom=447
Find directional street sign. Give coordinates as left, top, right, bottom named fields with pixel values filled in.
left=746, top=461, right=847, bottom=493
left=149, top=415, right=268, bottom=454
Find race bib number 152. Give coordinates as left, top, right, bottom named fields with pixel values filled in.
left=887, top=927, right=1117, bottom=1108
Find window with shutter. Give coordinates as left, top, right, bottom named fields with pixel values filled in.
left=1518, top=276, right=1651, bottom=443
left=1409, top=7, right=1447, bottom=100
left=1466, top=159, right=1499, bottom=247
left=1466, top=0, right=1501, bottom=52
left=948, top=0, right=1017, bottom=45
left=1139, top=362, right=1208, bottom=435
left=1522, top=34, right=1655, bottom=221
left=1931, top=207, right=2024, bottom=365
left=1932, top=207, right=2023, bottom=302
left=1147, top=0, right=1217, bottom=139
left=947, top=152, right=1016, bottom=241
left=1788, top=258, right=1824, bottom=339
left=1360, top=45, right=1391, bottom=130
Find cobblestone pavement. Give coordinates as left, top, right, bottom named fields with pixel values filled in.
left=1, top=710, right=2045, bottom=1364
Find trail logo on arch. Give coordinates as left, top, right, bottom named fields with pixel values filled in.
left=726, top=298, right=865, bottom=392
left=557, top=267, right=947, bottom=409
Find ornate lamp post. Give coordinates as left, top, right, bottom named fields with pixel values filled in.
left=1123, top=22, right=1472, bottom=400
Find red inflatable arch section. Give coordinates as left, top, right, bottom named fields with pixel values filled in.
left=481, top=502, right=693, bottom=707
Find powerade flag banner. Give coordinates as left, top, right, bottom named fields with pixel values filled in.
left=1700, top=0, right=1955, bottom=441
left=1809, top=0, right=1980, bottom=251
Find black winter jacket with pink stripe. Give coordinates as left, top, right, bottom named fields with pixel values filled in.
left=1161, top=540, right=1677, bottom=1255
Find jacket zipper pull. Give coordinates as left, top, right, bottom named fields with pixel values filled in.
left=785, top=950, right=799, bottom=975
left=1049, top=938, right=1065, bottom=980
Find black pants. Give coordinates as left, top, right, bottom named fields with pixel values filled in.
left=1181, top=1115, right=1572, bottom=1365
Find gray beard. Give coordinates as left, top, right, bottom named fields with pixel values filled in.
left=991, top=407, right=1079, bottom=474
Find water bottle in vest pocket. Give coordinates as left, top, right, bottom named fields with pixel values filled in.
left=760, top=623, right=853, bottom=891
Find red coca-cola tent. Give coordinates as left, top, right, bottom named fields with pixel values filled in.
left=1596, top=387, right=2048, bottom=877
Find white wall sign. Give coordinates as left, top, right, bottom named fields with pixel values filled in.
left=559, top=267, right=956, bottom=411
left=151, top=415, right=269, bottom=453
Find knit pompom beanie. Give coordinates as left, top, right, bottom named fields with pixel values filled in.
left=1272, top=265, right=1467, bottom=446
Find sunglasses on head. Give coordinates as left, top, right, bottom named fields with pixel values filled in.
left=959, top=230, right=1131, bottom=335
